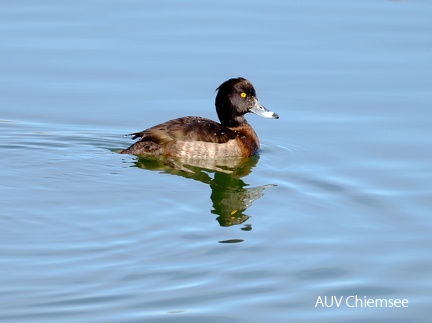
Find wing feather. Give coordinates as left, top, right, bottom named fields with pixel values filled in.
left=129, top=116, right=236, bottom=144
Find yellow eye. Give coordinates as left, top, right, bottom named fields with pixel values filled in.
left=240, top=92, right=247, bottom=98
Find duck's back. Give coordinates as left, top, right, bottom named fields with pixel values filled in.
left=119, top=116, right=257, bottom=158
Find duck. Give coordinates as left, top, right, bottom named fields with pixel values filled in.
left=119, top=77, right=279, bottom=158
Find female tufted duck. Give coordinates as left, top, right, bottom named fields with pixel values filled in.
left=119, top=77, right=279, bottom=158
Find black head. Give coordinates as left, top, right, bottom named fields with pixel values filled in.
left=215, top=77, right=279, bottom=127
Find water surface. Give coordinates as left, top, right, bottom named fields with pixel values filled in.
left=1, top=1, right=432, bottom=322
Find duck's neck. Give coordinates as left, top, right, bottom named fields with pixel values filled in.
left=221, top=115, right=247, bottom=128
left=216, top=99, right=248, bottom=127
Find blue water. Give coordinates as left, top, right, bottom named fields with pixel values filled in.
left=1, top=1, right=432, bottom=322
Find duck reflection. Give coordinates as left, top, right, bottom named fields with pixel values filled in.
left=132, top=155, right=275, bottom=227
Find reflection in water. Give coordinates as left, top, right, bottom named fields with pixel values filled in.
left=132, top=154, right=276, bottom=228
